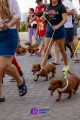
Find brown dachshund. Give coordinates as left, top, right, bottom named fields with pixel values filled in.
left=48, top=71, right=80, bottom=101
left=32, top=64, right=56, bottom=81
left=16, top=46, right=27, bottom=55
left=25, top=42, right=39, bottom=55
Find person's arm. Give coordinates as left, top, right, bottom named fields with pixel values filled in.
left=67, top=9, right=74, bottom=15
left=74, top=10, right=79, bottom=26
left=0, top=0, right=21, bottom=30
left=66, top=1, right=75, bottom=15
left=1, top=18, right=20, bottom=30
left=53, top=4, right=67, bottom=30
left=27, top=15, right=37, bottom=27
left=53, top=13, right=67, bottom=30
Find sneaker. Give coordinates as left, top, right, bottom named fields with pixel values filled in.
left=48, top=54, right=52, bottom=59
left=62, top=66, right=68, bottom=72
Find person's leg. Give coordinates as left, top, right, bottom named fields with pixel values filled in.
left=0, top=69, right=2, bottom=96
left=34, top=28, right=41, bottom=44
left=53, top=42, right=60, bottom=64
left=73, top=36, right=79, bottom=61
left=69, top=41, right=79, bottom=61
left=28, top=28, right=33, bottom=44
left=41, top=37, right=54, bottom=68
left=36, top=37, right=44, bottom=56
left=0, top=56, right=27, bottom=99
left=73, top=36, right=78, bottom=46
left=65, top=28, right=79, bottom=61
left=56, top=39, right=67, bottom=66
left=65, top=41, right=74, bottom=58
left=12, top=57, right=23, bottom=77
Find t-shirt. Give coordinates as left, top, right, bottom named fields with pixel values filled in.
left=34, top=4, right=46, bottom=13
left=62, top=0, right=74, bottom=28
left=37, top=19, right=47, bottom=37
left=27, top=15, right=37, bottom=28
left=35, top=4, right=46, bottom=37
left=44, top=3, right=66, bottom=25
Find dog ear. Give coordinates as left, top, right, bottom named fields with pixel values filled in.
left=58, top=81, right=63, bottom=87
left=38, top=64, right=41, bottom=69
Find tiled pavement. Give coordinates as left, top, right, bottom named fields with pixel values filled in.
left=0, top=40, right=80, bottom=120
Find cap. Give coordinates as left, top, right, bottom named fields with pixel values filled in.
left=35, top=0, right=42, bottom=3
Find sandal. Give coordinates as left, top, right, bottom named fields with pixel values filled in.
left=18, top=80, right=27, bottom=97
left=0, top=96, right=5, bottom=102
left=74, top=60, right=80, bottom=63
left=52, top=62, right=60, bottom=65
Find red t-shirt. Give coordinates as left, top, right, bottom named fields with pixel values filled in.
left=34, top=4, right=46, bottom=13
left=37, top=19, right=47, bottom=37
left=35, top=4, right=46, bottom=37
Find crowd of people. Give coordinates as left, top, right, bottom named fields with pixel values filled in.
left=26, top=0, right=80, bottom=71
left=0, top=0, right=80, bottom=102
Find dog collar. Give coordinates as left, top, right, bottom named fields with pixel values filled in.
left=36, top=69, right=42, bottom=75
left=57, top=79, right=68, bottom=92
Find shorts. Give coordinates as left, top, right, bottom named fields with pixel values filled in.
left=45, top=25, right=66, bottom=40
left=65, top=28, right=73, bottom=43
left=73, top=23, right=77, bottom=36
left=0, top=29, right=18, bottom=56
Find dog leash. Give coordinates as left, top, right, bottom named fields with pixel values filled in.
left=41, top=16, right=55, bottom=65
left=42, top=15, right=80, bottom=79
left=63, top=41, right=80, bottom=77
left=40, top=14, right=80, bottom=79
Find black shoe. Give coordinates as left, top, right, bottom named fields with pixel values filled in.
left=48, top=54, right=52, bottom=59
left=70, top=52, right=74, bottom=58
left=2, top=78, right=3, bottom=84
left=19, top=70, right=23, bottom=77
left=18, top=80, right=27, bottom=97
left=0, top=96, right=5, bottom=102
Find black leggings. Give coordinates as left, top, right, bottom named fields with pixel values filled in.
left=65, top=41, right=73, bottom=53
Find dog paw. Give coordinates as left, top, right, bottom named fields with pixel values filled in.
left=67, top=96, right=71, bottom=99
left=49, top=76, right=54, bottom=79
left=56, top=98, right=60, bottom=102
left=44, top=79, right=48, bottom=81
left=34, top=79, right=38, bottom=81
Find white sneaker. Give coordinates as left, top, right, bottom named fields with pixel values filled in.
left=62, top=66, right=68, bottom=72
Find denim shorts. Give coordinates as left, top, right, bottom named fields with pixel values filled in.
left=65, top=28, right=73, bottom=43
left=0, top=29, right=18, bottom=56
left=45, top=25, right=66, bottom=40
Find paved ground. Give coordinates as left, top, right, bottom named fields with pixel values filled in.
left=0, top=40, right=80, bottom=120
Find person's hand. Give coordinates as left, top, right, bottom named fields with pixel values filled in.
left=27, top=22, right=31, bottom=28
left=52, top=25, right=59, bottom=31
left=0, top=22, right=8, bottom=30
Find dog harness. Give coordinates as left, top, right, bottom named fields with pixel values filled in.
left=57, top=79, right=69, bottom=92
left=36, top=67, right=44, bottom=75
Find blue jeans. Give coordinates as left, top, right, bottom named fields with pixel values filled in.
left=28, top=28, right=40, bottom=44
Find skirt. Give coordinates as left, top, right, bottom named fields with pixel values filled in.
left=0, top=29, right=18, bottom=56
